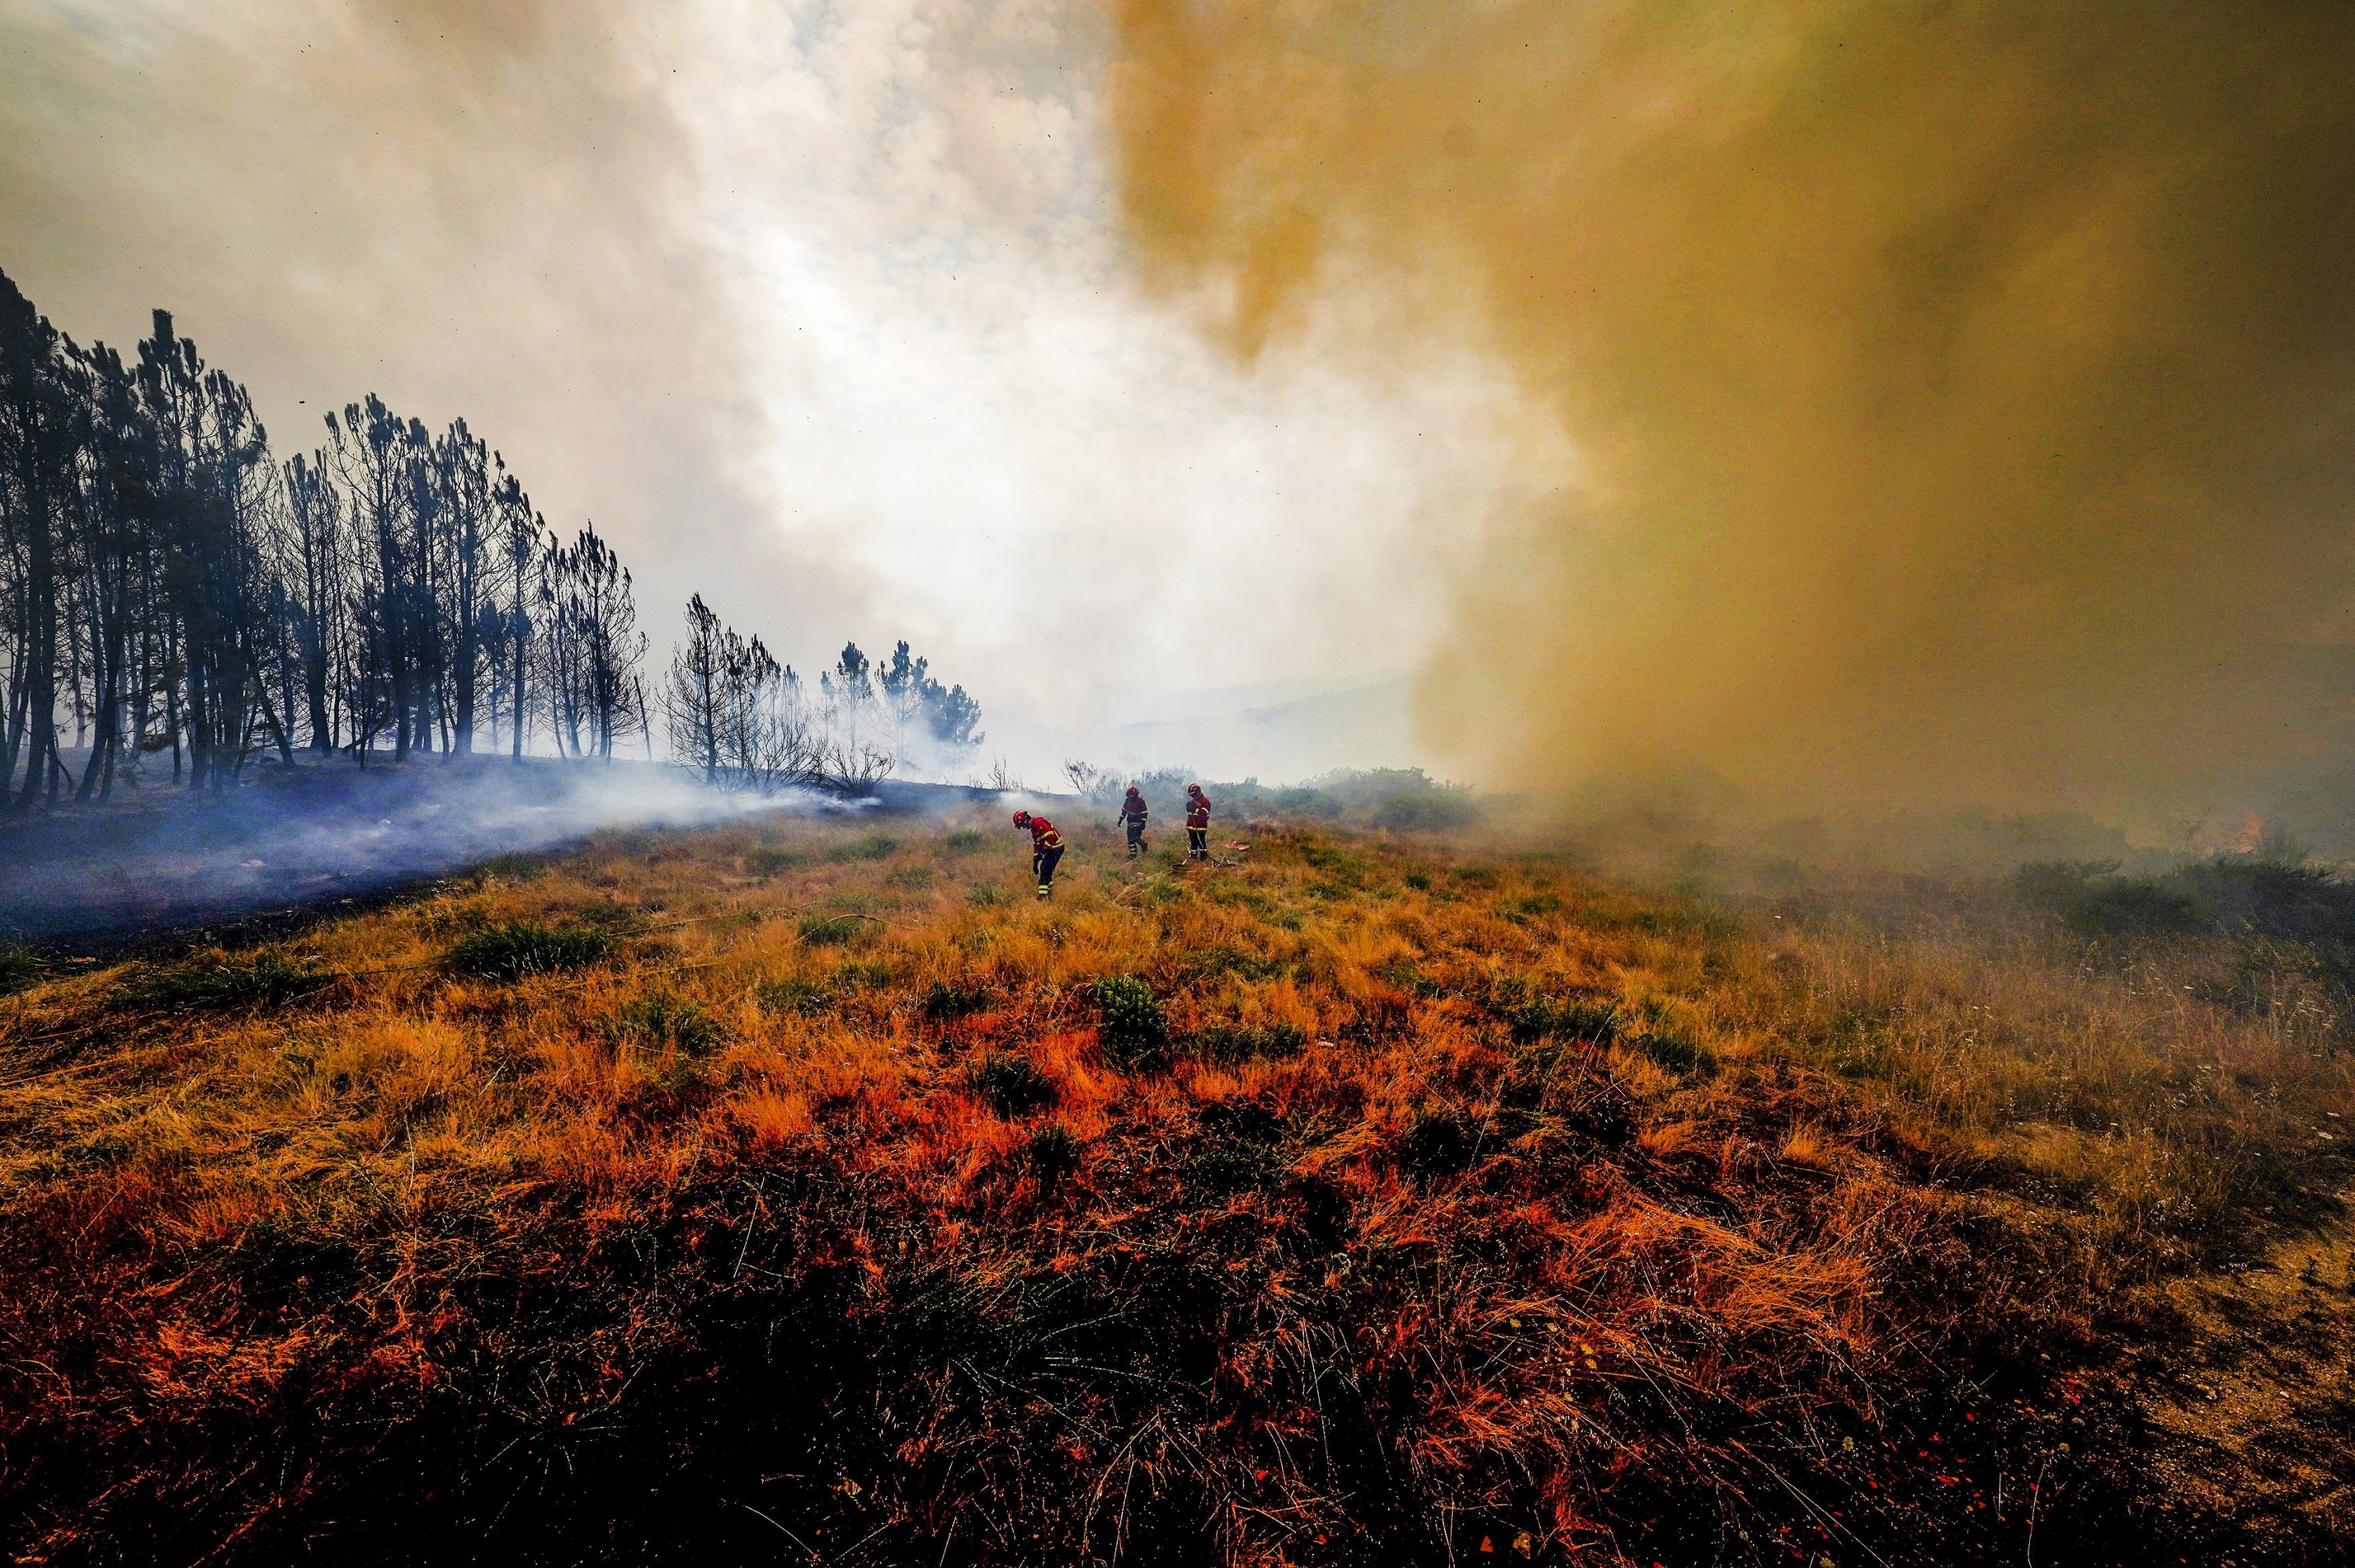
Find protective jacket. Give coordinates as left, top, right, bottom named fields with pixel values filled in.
left=1026, top=816, right=1064, bottom=851
left=1185, top=790, right=1211, bottom=830
left=1119, top=791, right=1147, bottom=823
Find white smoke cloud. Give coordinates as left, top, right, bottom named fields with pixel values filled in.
left=1, top=0, right=1541, bottom=782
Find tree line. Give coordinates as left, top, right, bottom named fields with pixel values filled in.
left=0, top=268, right=980, bottom=808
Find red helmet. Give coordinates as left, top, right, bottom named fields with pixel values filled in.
left=1186, top=782, right=1204, bottom=795
left=1012, top=810, right=1031, bottom=827
left=1125, top=785, right=1141, bottom=797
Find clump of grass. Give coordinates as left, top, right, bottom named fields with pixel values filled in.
left=1182, top=943, right=1289, bottom=983
left=1189, top=1099, right=1288, bottom=1194
left=830, top=833, right=898, bottom=862
left=969, top=1052, right=1057, bottom=1117
left=1402, top=1103, right=1478, bottom=1178
left=741, top=844, right=806, bottom=875
left=619, top=992, right=723, bottom=1055
left=1184, top=1020, right=1307, bottom=1064
left=1028, top=1121, right=1081, bottom=1181
left=831, top=958, right=894, bottom=990
left=0, top=943, right=38, bottom=997
left=756, top=975, right=832, bottom=1016
left=1094, top=974, right=1167, bottom=1069
left=1506, top=993, right=1621, bottom=1046
left=1298, top=839, right=1371, bottom=885
left=1497, top=891, right=1564, bottom=923
left=119, top=950, right=324, bottom=1012
left=942, top=829, right=988, bottom=854
left=797, top=911, right=876, bottom=946
left=920, top=980, right=993, bottom=1021
left=444, top=921, right=615, bottom=983
left=1634, top=1012, right=1715, bottom=1077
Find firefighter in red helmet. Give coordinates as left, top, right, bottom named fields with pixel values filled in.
left=1117, top=784, right=1148, bottom=859
left=1012, top=809, right=1065, bottom=899
left=1184, top=783, right=1212, bottom=862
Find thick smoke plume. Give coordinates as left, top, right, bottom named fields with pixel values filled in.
left=1108, top=1, right=2355, bottom=822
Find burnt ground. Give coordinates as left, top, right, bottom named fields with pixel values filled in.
left=2123, top=1189, right=2355, bottom=1549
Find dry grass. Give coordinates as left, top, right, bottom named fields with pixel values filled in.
left=0, top=806, right=2348, bottom=1565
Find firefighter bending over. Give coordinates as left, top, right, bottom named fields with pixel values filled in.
left=1185, top=783, right=1212, bottom=862
left=1013, top=810, right=1065, bottom=899
left=1118, top=785, right=1148, bottom=859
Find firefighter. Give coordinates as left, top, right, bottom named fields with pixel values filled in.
left=1117, top=785, right=1148, bottom=858
left=1012, top=809, right=1064, bottom=898
left=1184, top=782, right=1212, bottom=862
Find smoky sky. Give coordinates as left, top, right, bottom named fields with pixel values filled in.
left=1107, top=1, right=2355, bottom=819
left=2, top=0, right=1530, bottom=775
left=0, top=0, right=859, bottom=655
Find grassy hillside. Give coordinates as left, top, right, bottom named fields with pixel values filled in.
left=1, top=806, right=2348, bottom=1565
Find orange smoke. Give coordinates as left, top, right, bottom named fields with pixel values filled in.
left=1106, top=1, right=2355, bottom=815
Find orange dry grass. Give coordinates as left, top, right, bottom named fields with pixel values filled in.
left=0, top=810, right=2345, bottom=1566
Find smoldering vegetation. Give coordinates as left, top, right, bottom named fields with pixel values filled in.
left=0, top=757, right=809, bottom=946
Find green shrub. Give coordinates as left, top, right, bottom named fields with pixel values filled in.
left=120, top=950, right=326, bottom=1012
left=970, top=1053, right=1057, bottom=1117
left=2014, top=860, right=2203, bottom=938
left=444, top=922, right=615, bottom=983
left=1094, top=975, right=1167, bottom=1070
left=0, top=943, right=38, bottom=997
left=741, top=845, right=806, bottom=875
left=1370, top=788, right=1478, bottom=832
left=830, top=833, right=898, bottom=862
left=2070, top=880, right=2203, bottom=938
left=1028, top=1121, right=1081, bottom=1182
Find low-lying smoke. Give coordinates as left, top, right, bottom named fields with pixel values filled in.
left=1107, top=1, right=2355, bottom=826
left=0, top=760, right=823, bottom=943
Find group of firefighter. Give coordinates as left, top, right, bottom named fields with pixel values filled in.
left=1010, top=782, right=1211, bottom=899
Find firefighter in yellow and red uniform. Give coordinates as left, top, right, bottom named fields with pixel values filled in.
left=1184, top=783, right=1212, bottom=862
left=1012, top=810, right=1065, bottom=898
